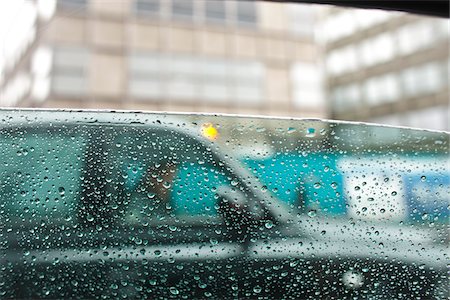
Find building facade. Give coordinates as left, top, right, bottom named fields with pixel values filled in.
left=322, top=7, right=449, bottom=131
left=0, top=0, right=326, bottom=119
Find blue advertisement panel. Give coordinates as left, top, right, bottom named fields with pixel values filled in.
left=404, top=173, right=450, bottom=223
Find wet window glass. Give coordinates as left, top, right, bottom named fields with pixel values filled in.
left=106, top=128, right=232, bottom=222
left=0, top=128, right=86, bottom=227
left=1, top=110, right=448, bottom=299
left=0, top=0, right=449, bottom=299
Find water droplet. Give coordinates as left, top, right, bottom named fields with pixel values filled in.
left=287, top=127, right=296, bottom=134
left=58, top=187, right=65, bottom=196
left=169, top=287, right=179, bottom=295
left=307, top=210, right=317, bottom=218
left=306, top=128, right=316, bottom=137
left=265, top=220, right=274, bottom=229
left=391, top=191, right=397, bottom=196
left=313, top=182, right=321, bottom=189
left=253, top=285, right=262, bottom=293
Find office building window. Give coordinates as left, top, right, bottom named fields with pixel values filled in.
left=129, top=53, right=165, bottom=99
left=326, top=45, right=359, bottom=75
left=289, top=4, right=316, bottom=38
left=401, top=62, right=444, bottom=98
left=397, top=21, right=434, bottom=56
left=417, top=62, right=444, bottom=94
left=363, top=73, right=399, bottom=105
left=354, top=9, right=391, bottom=30
left=359, top=33, right=395, bottom=67
left=172, top=0, right=194, bottom=20
left=133, top=0, right=258, bottom=28
left=128, top=52, right=264, bottom=104
left=200, top=59, right=229, bottom=102
left=57, top=0, right=87, bottom=10
left=323, top=11, right=357, bottom=42
left=331, top=84, right=361, bottom=112
left=167, top=56, right=199, bottom=101
left=52, top=47, right=88, bottom=96
left=291, top=62, right=324, bottom=108
left=134, top=0, right=160, bottom=14
left=205, top=1, right=227, bottom=23
left=236, top=1, right=257, bottom=25
left=405, top=106, right=449, bottom=131
left=230, top=62, right=264, bottom=103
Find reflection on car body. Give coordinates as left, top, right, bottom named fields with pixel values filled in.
left=0, top=110, right=448, bottom=299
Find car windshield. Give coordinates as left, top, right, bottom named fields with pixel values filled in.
left=0, top=0, right=449, bottom=299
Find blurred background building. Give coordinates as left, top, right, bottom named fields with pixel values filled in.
left=322, top=7, right=449, bottom=131
left=0, top=0, right=449, bottom=130
left=0, top=0, right=325, bottom=118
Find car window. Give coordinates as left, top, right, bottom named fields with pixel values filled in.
left=0, top=110, right=449, bottom=299
left=0, top=0, right=449, bottom=298
left=106, top=127, right=233, bottom=224
left=0, top=127, right=87, bottom=227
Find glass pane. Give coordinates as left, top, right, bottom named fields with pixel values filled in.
left=52, top=73, right=87, bottom=95
left=1, top=110, right=448, bottom=299
left=172, top=0, right=194, bottom=19
left=57, top=0, right=87, bottom=10
left=0, top=129, right=87, bottom=227
left=205, top=1, right=226, bottom=22
left=135, top=0, right=160, bottom=14
left=236, top=1, right=257, bottom=24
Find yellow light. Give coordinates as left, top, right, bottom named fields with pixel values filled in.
left=201, top=123, right=219, bottom=141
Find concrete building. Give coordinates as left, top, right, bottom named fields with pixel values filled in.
left=0, top=0, right=326, bottom=119
left=321, top=7, right=449, bottom=131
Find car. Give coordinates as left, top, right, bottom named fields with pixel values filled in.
left=1, top=109, right=448, bottom=299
